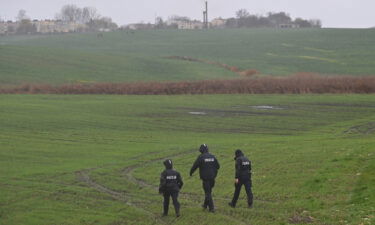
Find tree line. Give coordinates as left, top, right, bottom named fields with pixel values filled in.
left=54, top=4, right=118, bottom=30
left=5, top=5, right=117, bottom=35
left=152, top=9, right=321, bottom=29
left=227, top=9, right=321, bottom=28
left=3, top=6, right=321, bottom=35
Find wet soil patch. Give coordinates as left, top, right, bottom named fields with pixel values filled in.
left=299, top=102, right=375, bottom=109
left=289, top=214, right=314, bottom=224
left=232, top=105, right=286, bottom=110
left=165, top=56, right=258, bottom=77
left=179, top=107, right=290, bottom=117
left=344, top=122, right=375, bottom=135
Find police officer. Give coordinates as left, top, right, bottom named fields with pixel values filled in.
left=159, top=159, right=183, bottom=217
left=190, top=144, right=220, bottom=212
left=228, top=149, right=253, bottom=208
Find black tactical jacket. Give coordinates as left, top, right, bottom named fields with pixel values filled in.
left=159, top=169, right=183, bottom=193
left=235, top=155, right=251, bottom=180
left=190, top=152, right=220, bottom=180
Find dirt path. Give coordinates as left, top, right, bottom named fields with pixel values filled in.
left=165, top=56, right=258, bottom=77
left=75, top=169, right=167, bottom=224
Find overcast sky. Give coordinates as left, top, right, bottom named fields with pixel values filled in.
left=1, top=0, right=374, bottom=28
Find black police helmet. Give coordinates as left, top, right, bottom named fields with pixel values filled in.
left=199, top=144, right=208, bottom=153
left=163, top=159, right=173, bottom=169
left=234, top=149, right=243, bottom=159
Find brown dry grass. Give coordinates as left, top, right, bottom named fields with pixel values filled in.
left=1, top=74, right=375, bottom=95
left=239, top=69, right=258, bottom=77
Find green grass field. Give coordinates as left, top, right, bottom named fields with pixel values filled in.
left=1, top=94, right=374, bottom=225
left=1, top=29, right=375, bottom=85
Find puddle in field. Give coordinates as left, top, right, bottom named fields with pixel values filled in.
left=232, top=105, right=284, bottom=110
left=185, top=106, right=288, bottom=117
left=189, top=111, right=207, bottom=115
left=251, top=105, right=283, bottom=110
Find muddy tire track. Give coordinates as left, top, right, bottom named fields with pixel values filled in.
left=121, top=150, right=252, bottom=225
left=344, top=122, right=375, bottom=135
left=75, top=149, right=271, bottom=224
left=122, top=149, right=195, bottom=190
left=74, top=150, right=200, bottom=224
left=75, top=169, right=167, bottom=225
left=76, top=169, right=130, bottom=202
left=75, top=152, right=174, bottom=224
left=122, top=150, right=276, bottom=204
left=165, top=56, right=258, bottom=77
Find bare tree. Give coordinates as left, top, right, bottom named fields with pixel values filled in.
left=87, top=17, right=118, bottom=30
left=309, top=19, right=322, bottom=28
left=267, top=12, right=292, bottom=26
left=155, top=17, right=165, bottom=29
left=294, top=18, right=312, bottom=28
left=82, top=7, right=100, bottom=23
left=17, top=19, right=37, bottom=34
left=56, top=5, right=82, bottom=23
left=16, top=9, right=29, bottom=21
left=236, top=9, right=250, bottom=19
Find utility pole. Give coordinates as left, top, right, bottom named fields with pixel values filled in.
left=203, top=11, right=206, bottom=27
left=206, top=1, right=208, bottom=28
left=203, top=1, right=208, bottom=29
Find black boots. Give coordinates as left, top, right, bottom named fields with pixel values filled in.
left=175, top=208, right=180, bottom=217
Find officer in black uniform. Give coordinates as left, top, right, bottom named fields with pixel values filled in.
left=228, top=149, right=253, bottom=208
left=190, top=144, right=220, bottom=212
left=159, top=159, right=183, bottom=217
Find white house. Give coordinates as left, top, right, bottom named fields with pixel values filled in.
left=167, top=19, right=204, bottom=30
left=279, top=23, right=300, bottom=29
left=210, top=18, right=226, bottom=28
left=33, top=20, right=88, bottom=33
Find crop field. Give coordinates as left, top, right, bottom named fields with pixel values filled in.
left=1, top=29, right=375, bottom=85
left=0, top=94, right=374, bottom=225
left=1, top=28, right=374, bottom=225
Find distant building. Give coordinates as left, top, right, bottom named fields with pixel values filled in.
left=98, top=28, right=112, bottom=32
left=210, top=18, right=226, bottom=28
left=279, top=23, right=300, bottom=29
left=0, top=22, right=7, bottom=34
left=33, top=20, right=88, bottom=33
left=176, top=20, right=204, bottom=29
left=4, top=21, right=18, bottom=34
left=34, top=20, right=55, bottom=33
left=0, top=20, right=89, bottom=35
left=166, top=18, right=204, bottom=30
left=124, top=23, right=155, bottom=30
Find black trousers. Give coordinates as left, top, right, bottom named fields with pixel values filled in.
left=202, top=179, right=215, bottom=210
left=231, top=178, right=253, bottom=207
left=163, top=191, right=180, bottom=215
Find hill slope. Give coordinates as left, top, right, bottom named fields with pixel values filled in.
left=1, top=29, right=375, bottom=84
